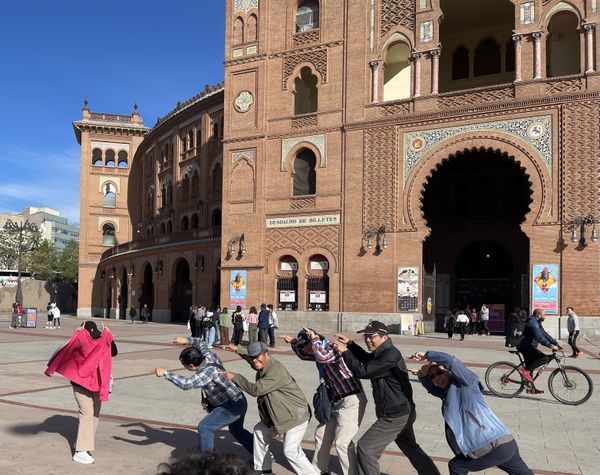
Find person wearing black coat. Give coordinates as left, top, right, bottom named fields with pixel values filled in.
left=335, top=321, right=440, bottom=475
left=257, top=303, right=270, bottom=343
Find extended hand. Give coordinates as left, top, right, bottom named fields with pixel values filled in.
left=155, top=367, right=167, bottom=377
left=220, top=371, right=236, bottom=381
left=410, top=351, right=427, bottom=362
left=279, top=335, right=294, bottom=344
left=334, top=333, right=350, bottom=344
left=222, top=343, right=238, bottom=352
left=302, top=327, right=317, bottom=340
left=171, top=337, right=188, bottom=345
left=335, top=341, right=348, bottom=353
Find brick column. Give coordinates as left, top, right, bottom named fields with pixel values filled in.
left=430, top=48, right=441, bottom=94
left=532, top=32, right=543, bottom=80
left=583, top=24, right=596, bottom=74
left=513, top=34, right=523, bottom=82
left=411, top=52, right=422, bottom=97
left=369, top=60, right=381, bottom=104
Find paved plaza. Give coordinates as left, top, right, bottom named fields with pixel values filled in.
left=0, top=314, right=598, bottom=475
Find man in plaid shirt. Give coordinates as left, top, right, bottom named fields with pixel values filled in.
left=155, top=336, right=253, bottom=454
left=281, top=328, right=367, bottom=475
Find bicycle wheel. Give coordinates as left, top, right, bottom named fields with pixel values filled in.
left=485, top=361, right=525, bottom=398
left=548, top=366, right=593, bottom=405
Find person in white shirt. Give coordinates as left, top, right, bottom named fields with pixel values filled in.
left=52, top=303, right=61, bottom=329
left=566, top=307, right=581, bottom=358
left=456, top=310, right=469, bottom=341
left=267, top=304, right=279, bottom=348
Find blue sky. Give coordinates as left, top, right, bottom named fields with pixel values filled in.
left=0, top=1, right=225, bottom=226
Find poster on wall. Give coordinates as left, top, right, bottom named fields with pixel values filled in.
left=279, top=290, right=296, bottom=303
left=309, top=291, right=327, bottom=304
left=488, top=304, right=506, bottom=333
left=229, top=270, right=247, bottom=308
left=397, top=267, right=419, bottom=312
left=531, top=264, right=559, bottom=314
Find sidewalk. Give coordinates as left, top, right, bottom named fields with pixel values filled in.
left=0, top=315, right=598, bottom=474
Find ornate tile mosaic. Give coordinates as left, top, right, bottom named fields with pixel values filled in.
left=281, top=134, right=325, bottom=170
left=520, top=2, right=535, bottom=24
left=403, top=115, right=552, bottom=183
left=234, top=0, right=258, bottom=13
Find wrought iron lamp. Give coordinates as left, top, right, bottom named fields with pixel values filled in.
left=565, top=215, right=598, bottom=248
left=155, top=260, right=163, bottom=275
left=227, top=234, right=246, bottom=258
left=362, top=225, right=388, bottom=252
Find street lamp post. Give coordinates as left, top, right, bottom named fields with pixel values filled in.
left=3, top=219, right=37, bottom=306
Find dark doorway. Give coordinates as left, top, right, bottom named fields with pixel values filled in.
left=119, top=269, right=128, bottom=320
left=171, top=259, right=192, bottom=323
left=422, top=148, right=531, bottom=329
left=141, top=264, right=154, bottom=315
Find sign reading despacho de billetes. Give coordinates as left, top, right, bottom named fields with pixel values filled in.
left=266, top=214, right=340, bottom=228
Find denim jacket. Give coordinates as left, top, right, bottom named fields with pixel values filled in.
left=419, top=351, right=511, bottom=456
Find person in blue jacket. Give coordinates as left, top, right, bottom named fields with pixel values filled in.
left=410, top=350, right=533, bottom=475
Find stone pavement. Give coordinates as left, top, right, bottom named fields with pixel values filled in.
left=1, top=314, right=598, bottom=475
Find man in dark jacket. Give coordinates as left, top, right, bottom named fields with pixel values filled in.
left=257, top=304, right=270, bottom=344
left=517, top=309, right=562, bottom=394
left=335, top=321, right=439, bottom=475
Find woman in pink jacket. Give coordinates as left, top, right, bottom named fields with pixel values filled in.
left=45, top=321, right=117, bottom=464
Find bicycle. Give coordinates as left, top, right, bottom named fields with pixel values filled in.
left=485, top=349, right=593, bottom=405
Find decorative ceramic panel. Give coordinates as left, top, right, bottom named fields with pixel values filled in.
left=234, top=91, right=254, bottom=112
left=232, top=149, right=255, bottom=163
left=91, top=141, right=129, bottom=151
left=403, top=115, right=552, bottom=182
left=520, top=2, right=535, bottom=24
left=234, top=0, right=258, bottom=13
left=281, top=134, right=325, bottom=170
left=419, top=21, right=433, bottom=42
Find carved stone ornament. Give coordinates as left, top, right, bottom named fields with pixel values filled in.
left=234, top=0, right=258, bottom=13
left=403, top=115, right=553, bottom=183
left=234, top=90, right=254, bottom=112
left=281, top=134, right=325, bottom=171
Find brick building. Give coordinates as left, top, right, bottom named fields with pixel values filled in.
left=221, top=0, right=599, bottom=335
left=75, top=1, right=599, bottom=337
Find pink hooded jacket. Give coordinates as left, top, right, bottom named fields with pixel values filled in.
left=45, top=328, right=114, bottom=401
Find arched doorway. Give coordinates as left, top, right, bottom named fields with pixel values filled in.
left=171, top=259, right=192, bottom=322
left=141, top=263, right=154, bottom=314
left=119, top=268, right=128, bottom=320
left=277, top=255, right=299, bottom=310
left=307, top=254, right=329, bottom=311
left=421, top=149, right=531, bottom=331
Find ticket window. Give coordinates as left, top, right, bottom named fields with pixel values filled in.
left=278, top=256, right=298, bottom=310
left=307, top=255, right=329, bottom=311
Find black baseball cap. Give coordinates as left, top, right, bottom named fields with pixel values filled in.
left=357, top=321, right=389, bottom=336
left=84, top=321, right=102, bottom=339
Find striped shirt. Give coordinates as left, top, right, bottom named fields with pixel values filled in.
left=164, top=337, right=243, bottom=407
left=293, top=337, right=363, bottom=399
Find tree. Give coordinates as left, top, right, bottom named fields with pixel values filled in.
left=0, top=225, right=42, bottom=270
left=26, top=240, right=59, bottom=280
left=58, top=240, right=79, bottom=283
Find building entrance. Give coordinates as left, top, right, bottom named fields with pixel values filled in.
left=171, top=259, right=192, bottom=323
left=421, top=149, right=531, bottom=329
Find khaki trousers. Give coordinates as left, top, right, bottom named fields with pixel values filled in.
left=73, top=385, right=101, bottom=452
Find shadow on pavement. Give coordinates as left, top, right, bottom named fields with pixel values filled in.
left=9, top=414, right=78, bottom=452
left=113, top=422, right=196, bottom=459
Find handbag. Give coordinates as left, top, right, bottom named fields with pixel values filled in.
left=312, top=365, right=333, bottom=424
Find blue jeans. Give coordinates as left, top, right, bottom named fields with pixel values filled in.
left=449, top=439, right=532, bottom=475
left=204, top=327, right=216, bottom=347
left=198, top=396, right=253, bottom=454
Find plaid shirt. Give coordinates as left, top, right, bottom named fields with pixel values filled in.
left=164, top=337, right=243, bottom=406
left=292, top=338, right=363, bottom=399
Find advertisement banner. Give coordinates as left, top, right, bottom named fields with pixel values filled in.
left=279, top=290, right=296, bottom=303
left=397, top=267, right=419, bottom=312
left=229, top=270, right=247, bottom=307
left=488, top=304, right=505, bottom=333
left=309, top=291, right=327, bottom=304
left=531, top=264, right=559, bottom=314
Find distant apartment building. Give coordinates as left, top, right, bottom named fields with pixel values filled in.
left=0, top=207, right=79, bottom=250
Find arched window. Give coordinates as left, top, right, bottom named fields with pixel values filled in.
left=293, top=149, right=317, bottom=196
left=161, top=185, right=167, bottom=208
left=167, top=221, right=173, bottom=233
left=296, top=0, right=319, bottom=32
left=105, top=149, right=116, bottom=167
left=196, top=129, right=202, bottom=148
left=547, top=11, right=580, bottom=77
left=181, top=216, right=189, bottom=231
left=92, top=148, right=103, bottom=166
left=118, top=150, right=128, bottom=168
left=188, top=130, right=194, bottom=150
left=233, top=16, right=244, bottom=45
left=191, top=213, right=199, bottom=229
left=451, top=45, right=469, bottom=80
left=213, top=120, right=219, bottom=139
left=102, top=223, right=116, bottom=246
left=181, top=175, right=190, bottom=202
left=103, top=183, right=117, bottom=208
left=191, top=170, right=200, bottom=199
left=247, top=14, right=258, bottom=42
left=212, top=164, right=223, bottom=191
left=181, top=135, right=187, bottom=153
left=167, top=183, right=173, bottom=206
left=474, top=38, right=501, bottom=76
left=294, top=67, right=318, bottom=114
left=383, top=42, right=411, bottom=101
left=212, top=209, right=222, bottom=226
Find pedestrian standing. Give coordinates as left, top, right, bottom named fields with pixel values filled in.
left=189, top=305, right=197, bottom=337
left=46, top=302, right=54, bottom=329
left=257, top=304, right=270, bottom=344
left=141, top=304, right=150, bottom=324
left=223, top=342, right=319, bottom=475
left=410, top=351, right=533, bottom=475
left=267, top=304, right=278, bottom=348
left=456, top=310, right=469, bottom=341
left=52, top=303, right=61, bottom=329
left=45, top=321, right=118, bottom=464
left=335, top=322, right=440, bottom=475
left=566, top=307, right=581, bottom=358
left=219, top=307, right=231, bottom=346
left=202, top=311, right=216, bottom=348
left=195, top=305, right=205, bottom=339
left=247, top=306, right=259, bottom=343
left=231, top=306, right=245, bottom=345
left=212, top=306, right=221, bottom=346
left=469, top=308, right=478, bottom=335
left=129, top=306, right=137, bottom=325
left=155, top=336, right=253, bottom=455
left=445, top=311, right=456, bottom=339
left=479, top=304, right=490, bottom=336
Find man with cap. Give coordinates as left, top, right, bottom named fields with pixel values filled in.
left=334, top=321, right=440, bottom=475
left=223, top=341, right=319, bottom=475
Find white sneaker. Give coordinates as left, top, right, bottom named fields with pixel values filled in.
left=73, top=451, right=95, bottom=464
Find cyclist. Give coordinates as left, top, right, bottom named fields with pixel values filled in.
left=516, top=308, right=562, bottom=394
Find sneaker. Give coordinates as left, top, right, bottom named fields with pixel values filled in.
left=517, top=367, right=533, bottom=382
left=526, top=388, right=544, bottom=395
left=73, top=451, right=95, bottom=464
